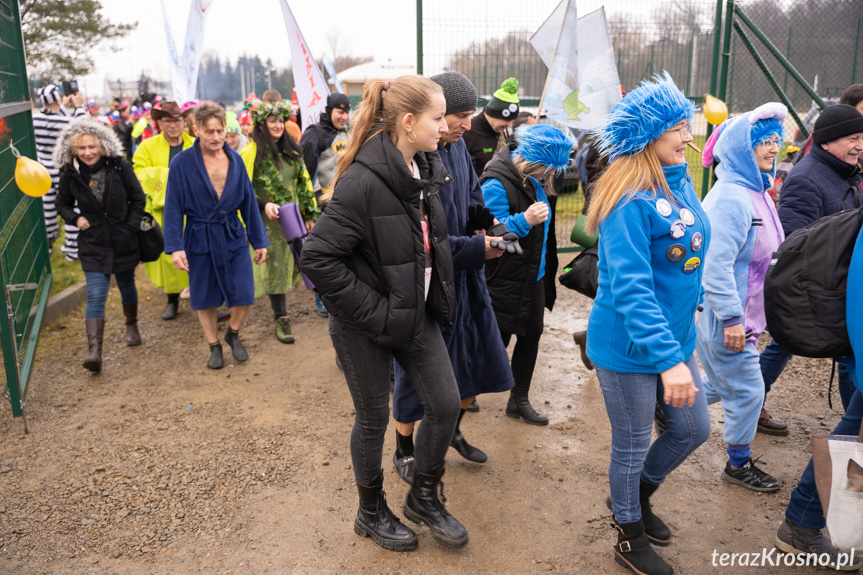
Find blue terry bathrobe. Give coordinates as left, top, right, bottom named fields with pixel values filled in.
left=163, top=140, right=269, bottom=310
left=393, top=138, right=514, bottom=423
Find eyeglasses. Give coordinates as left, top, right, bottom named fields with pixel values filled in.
left=757, top=137, right=783, bottom=151
left=666, top=122, right=693, bottom=140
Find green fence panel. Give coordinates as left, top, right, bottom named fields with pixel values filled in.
left=0, top=0, right=51, bottom=425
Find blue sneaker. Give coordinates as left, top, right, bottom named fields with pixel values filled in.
left=315, top=291, right=329, bottom=317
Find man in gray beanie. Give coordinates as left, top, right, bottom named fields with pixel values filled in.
left=391, top=71, right=514, bottom=481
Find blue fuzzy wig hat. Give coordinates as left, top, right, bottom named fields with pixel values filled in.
left=514, top=124, right=576, bottom=171
left=596, top=71, right=695, bottom=159
left=749, top=115, right=786, bottom=149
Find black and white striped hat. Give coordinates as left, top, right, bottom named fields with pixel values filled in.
left=38, top=84, right=61, bottom=106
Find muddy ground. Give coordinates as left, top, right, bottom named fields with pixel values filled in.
left=0, top=257, right=851, bottom=575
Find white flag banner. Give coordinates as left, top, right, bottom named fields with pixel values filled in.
left=531, top=4, right=622, bottom=130
left=279, top=0, right=330, bottom=130
left=160, top=0, right=215, bottom=102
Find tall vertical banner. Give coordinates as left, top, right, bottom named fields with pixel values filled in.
left=279, top=1, right=330, bottom=130
left=160, top=0, right=215, bottom=102
left=531, top=4, right=622, bottom=130
left=321, top=54, right=344, bottom=94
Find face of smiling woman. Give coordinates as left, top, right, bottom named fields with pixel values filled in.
left=653, top=119, right=693, bottom=167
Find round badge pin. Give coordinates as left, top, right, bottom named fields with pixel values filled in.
left=691, top=232, right=703, bottom=252
left=669, top=220, right=686, bottom=239
left=679, top=208, right=695, bottom=226
left=666, top=243, right=686, bottom=262
left=656, top=198, right=672, bottom=217
left=683, top=256, right=701, bottom=274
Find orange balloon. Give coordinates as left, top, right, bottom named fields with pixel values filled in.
left=704, top=94, right=728, bottom=126
left=15, top=156, right=51, bottom=197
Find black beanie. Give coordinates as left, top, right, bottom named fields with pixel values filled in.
left=326, top=92, right=351, bottom=112
left=430, top=72, right=478, bottom=115
left=812, top=104, right=863, bottom=145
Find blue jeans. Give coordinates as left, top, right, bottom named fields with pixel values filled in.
left=329, top=312, right=461, bottom=486
left=760, top=339, right=855, bottom=410
left=84, top=270, right=138, bottom=319
left=596, top=355, right=711, bottom=524
left=785, top=389, right=862, bottom=529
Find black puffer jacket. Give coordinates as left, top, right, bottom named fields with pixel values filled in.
left=301, top=132, right=455, bottom=351
left=481, top=145, right=553, bottom=335
left=56, top=157, right=146, bottom=274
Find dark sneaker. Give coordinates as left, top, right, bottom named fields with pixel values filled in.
left=207, top=344, right=224, bottom=370
left=315, top=291, right=329, bottom=318
left=276, top=316, right=295, bottom=344
left=224, top=330, right=248, bottom=362
left=393, top=451, right=415, bottom=485
left=775, top=519, right=862, bottom=571
left=466, top=399, right=480, bottom=413
left=723, top=456, right=781, bottom=492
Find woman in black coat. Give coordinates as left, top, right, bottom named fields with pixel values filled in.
left=302, top=75, right=467, bottom=552
left=55, top=119, right=146, bottom=374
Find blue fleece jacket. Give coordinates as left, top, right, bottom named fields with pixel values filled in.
left=481, top=156, right=550, bottom=280
left=700, top=111, right=785, bottom=340
left=586, top=163, right=711, bottom=373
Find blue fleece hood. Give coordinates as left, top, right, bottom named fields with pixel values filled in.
left=714, top=103, right=787, bottom=191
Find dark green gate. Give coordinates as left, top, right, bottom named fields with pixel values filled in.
left=0, top=0, right=52, bottom=430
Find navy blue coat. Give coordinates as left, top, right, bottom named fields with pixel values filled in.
left=163, top=140, right=269, bottom=310
left=777, top=144, right=863, bottom=236
left=393, top=138, right=514, bottom=422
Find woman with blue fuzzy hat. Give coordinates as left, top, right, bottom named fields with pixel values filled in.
left=482, top=123, right=576, bottom=426
left=585, top=72, right=711, bottom=575
left=696, top=103, right=787, bottom=495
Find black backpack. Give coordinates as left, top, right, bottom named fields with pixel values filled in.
left=764, top=204, right=863, bottom=358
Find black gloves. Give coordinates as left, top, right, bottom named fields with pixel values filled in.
left=466, top=203, right=495, bottom=235
left=487, top=222, right=523, bottom=255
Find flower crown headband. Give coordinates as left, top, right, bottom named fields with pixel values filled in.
left=251, top=100, right=291, bottom=125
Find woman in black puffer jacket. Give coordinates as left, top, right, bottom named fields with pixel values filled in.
left=302, top=75, right=466, bottom=552
left=55, top=119, right=146, bottom=374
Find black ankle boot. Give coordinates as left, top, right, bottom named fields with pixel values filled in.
left=612, top=519, right=673, bottom=575
left=639, top=481, right=671, bottom=545
left=605, top=481, right=672, bottom=546
left=450, top=409, right=487, bottom=463
left=403, top=465, right=468, bottom=548
left=355, top=470, right=417, bottom=552
left=505, top=392, right=549, bottom=426
left=162, top=295, right=179, bottom=320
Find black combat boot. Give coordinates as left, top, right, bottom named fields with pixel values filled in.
left=403, top=465, right=468, bottom=548
left=354, top=470, right=418, bottom=552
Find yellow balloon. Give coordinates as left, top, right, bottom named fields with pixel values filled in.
left=704, top=94, right=728, bottom=126
left=15, top=156, right=52, bottom=197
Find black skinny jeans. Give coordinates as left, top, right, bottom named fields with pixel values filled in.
left=329, top=312, right=461, bottom=486
left=500, top=277, right=545, bottom=395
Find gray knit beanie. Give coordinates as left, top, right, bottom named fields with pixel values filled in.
left=430, top=72, right=478, bottom=116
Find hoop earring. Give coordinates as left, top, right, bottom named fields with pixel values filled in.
left=406, top=130, right=417, bottom=144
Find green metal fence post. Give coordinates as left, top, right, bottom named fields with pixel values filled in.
left=732, top=21, right=810, bottom=138
left=783, top=27, right=792, bottom=92
left=701, top=0, right=726, bottom=198
left=717, top=0, right=734, bottom=101
left=416, top=0, right=423, bottom=75
left=852, top=18, right=861, bottom=85
left=734, top=5, right=825, bottom=110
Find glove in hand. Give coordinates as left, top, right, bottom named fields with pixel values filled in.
left=466, top=204, right=495, bottom=235
left=487, top=222, right=524, bottom=255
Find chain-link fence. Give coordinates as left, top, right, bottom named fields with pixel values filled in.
left=421, top=0, right=861, bottom=249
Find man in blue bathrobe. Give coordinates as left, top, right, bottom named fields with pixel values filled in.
left=164, top=102, right=269, bottom=370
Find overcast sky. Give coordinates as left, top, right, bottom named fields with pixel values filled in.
left=80, top=0, right=418, bottom=96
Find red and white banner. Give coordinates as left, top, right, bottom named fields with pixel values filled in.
left=279, top=1, right=330, bottom=130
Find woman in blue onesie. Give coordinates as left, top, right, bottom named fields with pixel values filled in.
left=585, top=73, right=711, bottom=575
left=696, top=103, right=788, bottom=493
